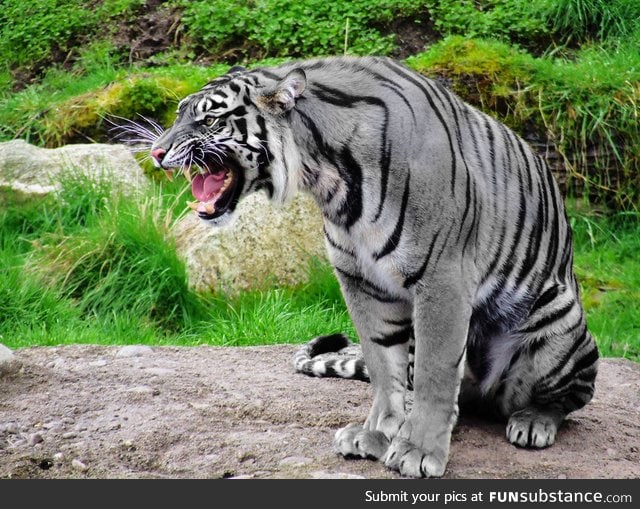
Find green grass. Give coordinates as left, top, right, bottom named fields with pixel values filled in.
left=1, top=174, right=637, bottom=361
left=570, top=204, right=640, bottom=360
left=0, top=175, right=353, bottom=349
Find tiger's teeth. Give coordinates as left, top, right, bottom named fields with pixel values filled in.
left=184, top=167, right=192, bottom=183
left=204, top=202, right=215, bottom=214
left=163, top=169, right=174, bottom=182
left=187, top=201, right=199, bottom=210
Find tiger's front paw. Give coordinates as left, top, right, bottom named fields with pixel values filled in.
left=334, top=423, right=390, bottom=460
left=384, top=437, right=447, bottom=478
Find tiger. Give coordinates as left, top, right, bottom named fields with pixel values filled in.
left=148, top=56, right=598, bottom=478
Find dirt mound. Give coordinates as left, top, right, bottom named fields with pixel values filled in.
left=0, top=345, right=638, bottom=479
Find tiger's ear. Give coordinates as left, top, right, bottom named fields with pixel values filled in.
left=258, top=69, right=306, bottom=115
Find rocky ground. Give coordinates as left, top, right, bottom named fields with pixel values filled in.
left=0, top=344, right=638, bottom=479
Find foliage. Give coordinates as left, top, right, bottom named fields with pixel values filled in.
left=0, top=0, right=145, bottom=74
left=0, top=0, right=92, bottom=69
left=178, top=0, right=428, bottom=58
left=423, top=0, right=549, bottom=48
left=0, top=65, right=225, bottom=146
left=536, top=0, right=640, bottom=44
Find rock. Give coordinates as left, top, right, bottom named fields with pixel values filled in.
left=278, top=456, right=312, bottom=467
left=43, top=420, right=63, bottom=431
left=0, top=344, right=22, bottom=377
left=310, top=471, right=366, bottom=479
left=172, top=193, right=326, bottom=293
left=28, top=433, right=44, bottom=446
left=2, top=422, right=18, bottom=434
left=0, top=140, right=148, bottom=197
left=62, top=432, right=78, bottom=440
left=125, top=385, right=157, bottom=401
left=115, top=345, right=153, bottom=358
left=71, top=459, right=89, bottom=472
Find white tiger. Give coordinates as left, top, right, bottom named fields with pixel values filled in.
left=147, top=57, right=598, bottom=477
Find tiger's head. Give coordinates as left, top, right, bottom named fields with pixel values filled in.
left=150, top=66, right=307, bottom=226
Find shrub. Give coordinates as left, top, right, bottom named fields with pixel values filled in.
left=179, top=0, right=429, bottom=58
left=28, top=184, right=205, bottom=330
left=536, top=0, right=640, bottom=43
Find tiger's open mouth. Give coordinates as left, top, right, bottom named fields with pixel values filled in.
left=182, top=157, right=242, bottom=220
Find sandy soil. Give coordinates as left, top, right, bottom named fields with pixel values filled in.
left=0, top=345, right=638, bottom=479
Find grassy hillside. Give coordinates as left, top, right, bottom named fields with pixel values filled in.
left=1, top=0, right=638, bottom=207
left=0, top=0, right=638, bottom=358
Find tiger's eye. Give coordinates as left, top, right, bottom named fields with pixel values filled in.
left=204, top=117, right=216, bottom=127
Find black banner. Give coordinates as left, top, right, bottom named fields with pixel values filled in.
left=2, top=478, right=637, bottom=509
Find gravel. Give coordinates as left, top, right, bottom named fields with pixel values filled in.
left=0, top=344, right=638, bottom=479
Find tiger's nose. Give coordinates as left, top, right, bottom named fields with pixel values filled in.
left=150, top=148, right=167, bottom=165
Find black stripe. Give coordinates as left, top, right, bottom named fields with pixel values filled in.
left=537, top=328, right=589, bottom=385
left=307, top=333, right=351, bottom=357
left=323, top=226, right=355, bottom=257
left=519, top=299, right=575, bottom=334
left=234, top=117, right=248, bottom=143
left=371, top=326, right=412, bottom=346
left=514, top=194, right=545, bottom=288
left=380, top=83, right=417, bottom=125
left=514, top=137, right=534, bottom=192
left=383, top=317, right=412, bottom=327
left=529, top=284, right=561, bottom=315
left=307, top=83, right=392, bottom=224
left=544, top=166, right=561, bottom=269
left=217, top=105, right=247, bottom=119
left=488, top=132, right=527, bottom=293
left=429, top=80, right=474, bottom=201
left=374, top=172, right=410, bottom=260
left=335, top=267, right=402, bottom=304
left=381, top=60, right=458, bottom=196
left=540, top=346, right=599, bottom=396
left=254, top=115, right=273, bottom=181
left=252, top=68, right=282, bottom=81
left=455, top=345, right=467, bottom=368
left=461, top=182, right=479, bottom=257
left=336, top=145, right=363, bottom=229
left=403, top=228, right=442, bottom=288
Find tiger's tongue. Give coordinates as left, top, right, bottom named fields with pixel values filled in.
left=192, top=172, right=226, bottom=202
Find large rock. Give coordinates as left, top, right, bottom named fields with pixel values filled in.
left=172, top=193, right=326, bottom=292
left=0, top=140, right=147, bottom=195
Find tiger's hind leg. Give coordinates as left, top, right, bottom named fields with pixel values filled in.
left=496, top=291, right=598, bottom=449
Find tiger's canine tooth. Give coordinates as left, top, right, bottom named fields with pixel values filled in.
left=204, top=202, right=215, bottom=214
left=163, top=169, right=174, bottom=182
left=184, top=167, right=192, bottom=182
left=187, top=201, right=199, bottom=210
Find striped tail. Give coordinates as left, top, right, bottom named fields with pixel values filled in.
left=292, top=333, right=369, bottom=382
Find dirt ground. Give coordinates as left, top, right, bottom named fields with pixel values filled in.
left=0, top=344, right=638, bottom=479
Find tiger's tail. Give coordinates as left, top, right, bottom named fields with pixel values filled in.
left=292, top=333, right=369, bottom=382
